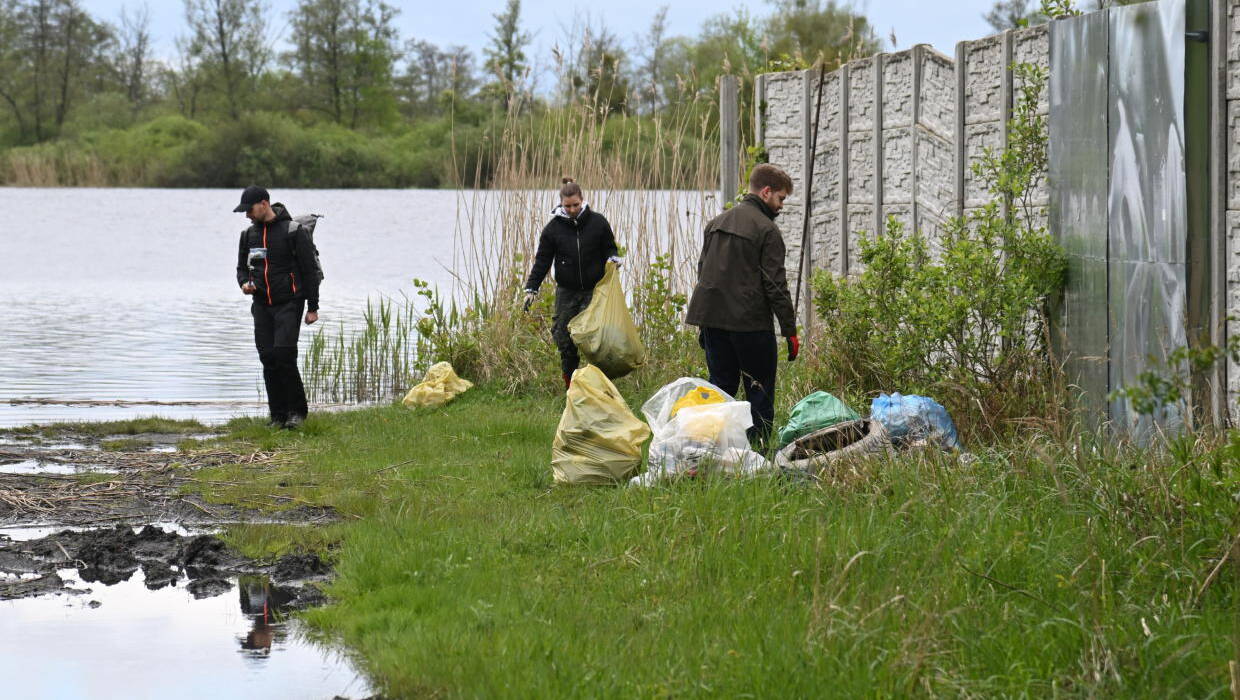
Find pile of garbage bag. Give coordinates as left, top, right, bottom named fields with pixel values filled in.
left=772, top=391, right=960, bottom=476
left=630, top=378, right=769, bottom=486
left=544, top=367, right=962, bottom=486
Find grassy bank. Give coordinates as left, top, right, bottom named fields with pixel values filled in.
left=191, top=386, right=1237, bottom=697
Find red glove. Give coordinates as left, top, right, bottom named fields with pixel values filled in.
left=787, top=335, right=800, bottom=361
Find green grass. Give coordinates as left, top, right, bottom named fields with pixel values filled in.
left=100, top=438, right=152, bottom=452
left=8, top=416, right=210, bottom=438
left=185, top=387, right=1236, bottom=696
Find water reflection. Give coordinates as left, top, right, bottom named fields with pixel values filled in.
left=238, top=576, right=294, bottom=658
left=0, top=529, right=370, bottom=699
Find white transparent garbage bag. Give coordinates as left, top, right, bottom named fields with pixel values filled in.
left=641, top=377, right=735, bottom=432
left=630, top=401, right=770, bottom=486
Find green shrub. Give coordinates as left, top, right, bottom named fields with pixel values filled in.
left=809, top=61, right=1067, bottom=441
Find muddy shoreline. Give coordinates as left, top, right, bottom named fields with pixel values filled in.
left=0, top=427, right=336, bottom=529
left=0, top=525, right=332, bottom=604
left=0, top=426, right=339, bottom=602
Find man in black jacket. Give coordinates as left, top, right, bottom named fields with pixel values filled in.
left=686, top=164, right=799, bottom=444
left=523, top=178, right=620, bottom=390
left=234, top=186, right=321, bottom=428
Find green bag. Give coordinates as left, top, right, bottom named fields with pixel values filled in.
left=777, top=392, right=861, bottom=448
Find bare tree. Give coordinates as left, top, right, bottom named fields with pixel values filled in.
left=166, top=35, right=206, bottom=119
left=399, top=40, right=478, bottom=117
left=182, top=0, right=270, bottom=120
left=0, top=0, right=111, bottom=141
left=116, top=3, right=152, bottom=111
left=636, top=5, right=668, bottom=114
left=0, top=0, right=29, bottom=138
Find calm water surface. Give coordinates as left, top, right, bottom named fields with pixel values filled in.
left=0, top=527, right=371, bottom=700
left=0, top=188, right=710, bottom=427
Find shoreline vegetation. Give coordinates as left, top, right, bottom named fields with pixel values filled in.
left=4, top=0, right=1237, bottom=695
left=10, top=386, right=1232, bottom=696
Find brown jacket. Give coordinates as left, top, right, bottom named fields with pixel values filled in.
left=685, top=194, right=797, bottom=336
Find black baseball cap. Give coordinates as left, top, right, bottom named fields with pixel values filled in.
left=233, top=185, right=270, bottom=213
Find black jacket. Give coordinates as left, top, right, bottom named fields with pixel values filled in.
left=524, top=205, right=619, bottom=292
left=235, top=204, right=321, bottom=312
left=685, top=195, right=797, bottom=336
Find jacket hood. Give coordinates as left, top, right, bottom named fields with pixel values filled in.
left=269, top=203, right=293, bottom=223
left=742, top=193, right=778, bottom=220
left=552, top=202, right=591, bottom=223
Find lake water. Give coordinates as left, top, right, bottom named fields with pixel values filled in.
left=0, top=188, right=712, bottom=427
left=0, top=526, right=372, bottom=700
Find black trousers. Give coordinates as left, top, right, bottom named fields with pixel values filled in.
left=551, top=286, right=594, bottom=375
left=252, top=299, right=307, bottom=422
left=701, top=327, right=778, bottom=443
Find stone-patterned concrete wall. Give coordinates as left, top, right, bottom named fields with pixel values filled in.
left=755, top=45, right=961, bottom=311
left=957, top=26, right=1052, bottom=228
left=747, top=1, right=1237, bottom=425
left=1226, top=0, right=1240, bottom=417
left=809, top=71, right=846, bottom=278
left=1012, top=26, right=1052, bottom=232
left=754, top=28, right=1052, bottom=326
left=918, top=50, right=958, bottom=242
left=755, top=69, right=808, bottom=303
left=846, top=57, right=879, bottom=260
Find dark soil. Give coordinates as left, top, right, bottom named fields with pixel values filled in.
left=0, top=525, right=333, bottom=606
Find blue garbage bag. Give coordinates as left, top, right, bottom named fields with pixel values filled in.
left=870, top=393, right=960, bottom=450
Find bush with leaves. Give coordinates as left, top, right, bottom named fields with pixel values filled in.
left=810, top=62, right=1067, bottom=440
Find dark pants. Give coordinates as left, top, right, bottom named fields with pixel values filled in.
left=252, top=299, right=307, bottom=423
left=701, top=327, right=778, bottom=443
left=552, top=286, right=594, bottom=375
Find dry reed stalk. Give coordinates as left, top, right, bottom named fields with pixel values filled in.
left=442, top=94, right=723, bottom=389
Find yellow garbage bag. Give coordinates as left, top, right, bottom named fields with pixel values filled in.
left=568, top=262, right=646, bottom=379
left=402, top=362, right=473, bottom=408
left=669, top=385, right=728, bottom=419
left=552, top=365, right=651, bottom=485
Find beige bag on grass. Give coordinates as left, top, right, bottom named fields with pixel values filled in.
left=402, top=362, right=473, bottom=408
left=551, top=365, right=651, bottom=485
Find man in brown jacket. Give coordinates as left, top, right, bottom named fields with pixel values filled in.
left=686, top=163, right=799, bottom=444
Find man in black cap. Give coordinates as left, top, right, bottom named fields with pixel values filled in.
left=234, top=186, right=320, bottom=429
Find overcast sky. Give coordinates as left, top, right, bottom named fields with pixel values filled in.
left=78, top=0, right=997, bottom=76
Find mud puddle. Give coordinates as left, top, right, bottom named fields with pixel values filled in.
left=0, top=430, right=219, bottom=478
left=0, top=436, right=334, bottom=529
left=0, top=524, right=373, bottom=699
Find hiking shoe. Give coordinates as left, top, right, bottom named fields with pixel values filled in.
left=282, top=415, right=304, bottom=430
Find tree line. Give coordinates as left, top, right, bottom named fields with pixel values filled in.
left=0, top=0, right=1125, bottom=187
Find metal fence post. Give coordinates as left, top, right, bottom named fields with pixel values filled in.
left=719, top=75, right=740, bottom=210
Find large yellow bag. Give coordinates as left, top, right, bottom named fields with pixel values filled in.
left=402, top=362, right=473, bottom=408
left=552, top=365, right=651, bottom=485
left=568, top=262, right=646, bottom=379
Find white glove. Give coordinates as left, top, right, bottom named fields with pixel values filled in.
left=522, top=290, right=536, bottom=312
left=608, top=256, right=624, bottom=268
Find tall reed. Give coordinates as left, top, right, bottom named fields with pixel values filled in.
left=302, top=297, right=419, bottom=404
left=302, top=85, right=729, bottom=402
